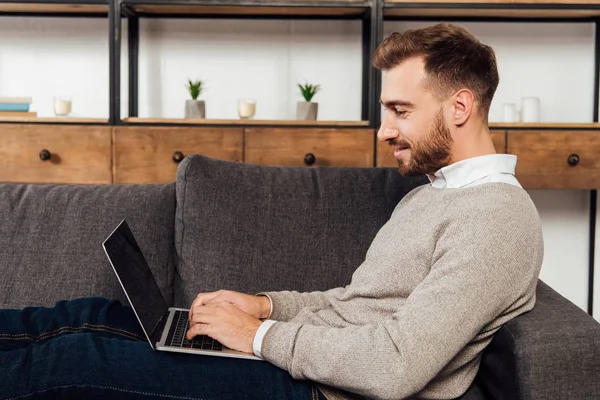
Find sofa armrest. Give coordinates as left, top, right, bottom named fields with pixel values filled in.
left=475, top=280, right=600, bottom=399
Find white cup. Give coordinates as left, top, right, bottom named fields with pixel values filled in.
left=521, top=97, right=541, bottom=122
left=237, top=98, right=256, bottom=119
left=502, top=103, right=518, bottom=123
left=53, top=95, right=72, bottom=117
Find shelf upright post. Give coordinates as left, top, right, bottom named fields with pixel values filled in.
left=589, top=18, right=600, bottom=317
left=128, top=13, right=139, bottom=118
left=364, top=0, right=383, bottom=166
left=109, top=0, right=123, bottom=125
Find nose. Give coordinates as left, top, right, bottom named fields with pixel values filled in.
left=377, top=114, right=399, bottom=143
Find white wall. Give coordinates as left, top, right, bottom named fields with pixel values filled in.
left=1, top=16, right=598, bottom=316
left=0, top=17, right=110, bottom=118
left=138, top=19, right=362, bottom=120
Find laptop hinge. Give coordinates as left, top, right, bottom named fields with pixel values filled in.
left=150, top=311, right=169, bottom=347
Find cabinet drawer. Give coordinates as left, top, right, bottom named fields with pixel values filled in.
left=376, top=130, right=506, bottom=168
left=0, top=124, right=112, bottom=184
left=245, top=128, right=374, bottom=167
left=113, top=126, right=243, bottom=184
left=507, top=130, right=600, bottom=189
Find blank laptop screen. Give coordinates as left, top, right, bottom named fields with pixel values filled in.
left=102, top=220, right=169, bottom=339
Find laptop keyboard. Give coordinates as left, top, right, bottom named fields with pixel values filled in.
left=167, top=310, right=224, bottom=351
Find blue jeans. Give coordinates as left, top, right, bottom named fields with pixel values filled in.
left=0, top=297, right=327, bottom=400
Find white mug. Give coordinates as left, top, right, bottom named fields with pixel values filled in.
left=521, top=97, right=541, bottom=122
left=502, top=103, right=518, bottom=123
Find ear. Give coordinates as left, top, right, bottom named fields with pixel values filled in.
left=452, top=89, right=474, bottom=127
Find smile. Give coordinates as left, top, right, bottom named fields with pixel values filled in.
left=393, top=147, right=409, bottom=158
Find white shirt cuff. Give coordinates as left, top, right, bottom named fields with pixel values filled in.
left=252, top=319, right=277, bottom=359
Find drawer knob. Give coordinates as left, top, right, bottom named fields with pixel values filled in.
left=304, top=153, right=316, bottom=166
left=39, top=149, right=51, bottom=161
left=567, top=154, right=580, bottom=167
left=172, top=151, right=184, bottom=163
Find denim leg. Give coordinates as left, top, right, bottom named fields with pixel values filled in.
left=0, top=297, right=146, bottom=349
left=0, top=297, right=323, bottom=400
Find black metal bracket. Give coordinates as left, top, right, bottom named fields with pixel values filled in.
left=109, top=0, right=122, bottom=125
left=128, top=15, right=139, bottom=118
left=588, top=19, right=600, bottom=317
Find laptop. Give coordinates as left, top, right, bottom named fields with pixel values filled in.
left=102, top=219, right=261, bottom=360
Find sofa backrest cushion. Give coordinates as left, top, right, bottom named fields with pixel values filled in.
left=0, top=183, right=176, bottom=309
left=474, top=279, right=600, bottom=399
left=173, top=155, right=428, bottom=308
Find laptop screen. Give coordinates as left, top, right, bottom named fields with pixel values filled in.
left=102, top=220, right=169, bottom=342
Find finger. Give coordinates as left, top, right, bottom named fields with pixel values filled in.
left=189, top=291, right=223, bottom=321
left=190, top=309, right=216, bottom=324
left=191, top=290, right=223, bottom=309
left=186, top=323, right=210, bottom=340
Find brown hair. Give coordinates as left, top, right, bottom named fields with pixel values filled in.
left=373, top=23, right=499, bottom=121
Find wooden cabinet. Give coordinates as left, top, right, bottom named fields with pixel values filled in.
left=245, top=128, right=374, bottom=167
left=376, top=130, right=506, bottom=168
left=3, top=123, right=600, bottom=188
left=0, top=124, right=112, bottom=184
left=507, top=130, right=600, bottom=189
left=113, top=126, right=243, bottom=184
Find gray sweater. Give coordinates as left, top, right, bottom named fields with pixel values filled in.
left=261, top=183, right=544, bottom=399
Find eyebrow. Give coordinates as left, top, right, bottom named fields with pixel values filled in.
left=379, top=99, right=415, bottom=109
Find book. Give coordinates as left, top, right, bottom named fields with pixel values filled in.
left=0, top=97, right=32, bottom=104
left=0, top=104, right=30, bottom=112
left=0, top=111, right=37, bottom=117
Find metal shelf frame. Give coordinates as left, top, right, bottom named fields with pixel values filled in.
left=117, top=0, right=379, bottom=130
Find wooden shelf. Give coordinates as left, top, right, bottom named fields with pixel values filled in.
left=0, top=2, right=108, bottom=15
left=489, top=122, right=600, bottom=129
left=123, top=117, right=370, bottom=127
left=383, top=0, right=600, bottom=19
left=0, top=117, right=108, bottom=124
left=124, top=1, right=369, bottom=18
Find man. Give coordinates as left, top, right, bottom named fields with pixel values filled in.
left=184, top=22, right=543, bottom=399
left=0, top=23, right=542, bottom=400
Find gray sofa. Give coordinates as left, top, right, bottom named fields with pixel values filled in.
left=1, top=154, right=599, bottom=399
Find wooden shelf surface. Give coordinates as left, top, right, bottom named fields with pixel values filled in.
left=123, top=117, right=370, bottom=127
left=125, top=1, right=369, bottom=17
left=0, top=2, right=108, bottom=15
left=489, top=122, right=600, bottom=129
left=383, top=0, right=600, bottom=19
left=0, top=117, right=108, bottom=124
left=386, top=0, right=600, bottom=4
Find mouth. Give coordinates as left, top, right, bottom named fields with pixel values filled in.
left=393, top=146, right=410, bottom=158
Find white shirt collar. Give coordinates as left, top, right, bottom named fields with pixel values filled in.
left=427, top=154, right=517, bottom=189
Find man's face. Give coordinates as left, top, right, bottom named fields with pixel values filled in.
left=377, top=57, right=453, bottom=177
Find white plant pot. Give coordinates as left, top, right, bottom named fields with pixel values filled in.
left=185, top=100, right=205, bottom=119
left=296, top=101, right=318, bottom=120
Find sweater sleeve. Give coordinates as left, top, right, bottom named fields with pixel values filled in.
left=257, top=287, right=345, bottom=321
left=260, top=209, right=543, bottom=399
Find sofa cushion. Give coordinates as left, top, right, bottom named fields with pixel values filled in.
left=173, top=154, right=428, bottom=308
left=0, top=183, right=176, bottom=309
left=474, top=280, right=600, bottom=399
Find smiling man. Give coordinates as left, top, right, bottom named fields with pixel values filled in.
left=184, top=23, right=544, bottom=399
left=0, top=23, right=544, bottom=400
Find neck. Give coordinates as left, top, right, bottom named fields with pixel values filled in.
left=449, top=123, right=496, bottom=164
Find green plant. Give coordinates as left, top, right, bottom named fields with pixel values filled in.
left=297, top=83, right=321, bottom=102
left=186, top=79, right=204, bottom=100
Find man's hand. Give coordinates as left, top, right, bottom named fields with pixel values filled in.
left=186, top=302, right=262, bottom=354
left=189, top=290, right=271, bottom=322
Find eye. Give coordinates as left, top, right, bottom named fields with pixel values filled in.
left=394, top=109, right=407, bottom=117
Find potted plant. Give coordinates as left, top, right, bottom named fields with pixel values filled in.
left=297, top=82, right=320, bottom=120
left=185, top=79, right=205, bottom=119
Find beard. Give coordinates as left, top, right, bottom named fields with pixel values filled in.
left=390, top=109, right=453, bottom=177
